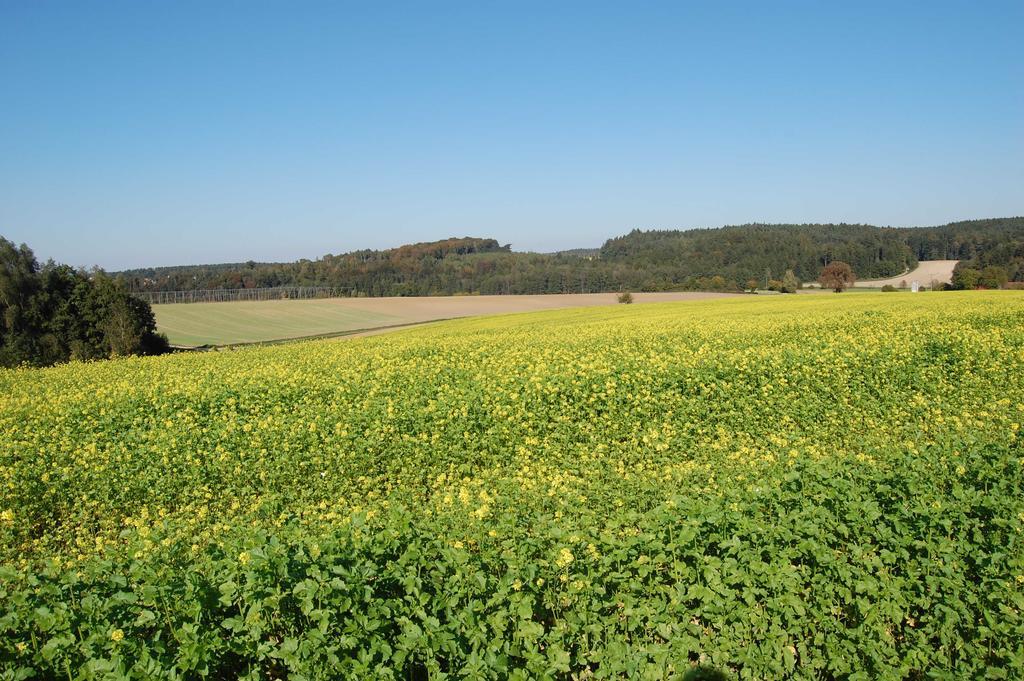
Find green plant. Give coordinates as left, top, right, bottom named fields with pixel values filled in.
left=683, top=667, right=730, bottom=681
left=3, top=293, right=1024, bottom=678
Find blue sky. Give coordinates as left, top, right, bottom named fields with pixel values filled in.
left=1, top=1, right=1021, bottom=270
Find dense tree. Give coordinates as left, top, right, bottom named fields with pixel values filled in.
left=954, top=264, right=1009, bottom=290
left=0, top=237, right=169, bottom=367
left=600, top=223, right=914, bottom=284
left=113, top=218, right=1024, bottom=298
left=942, top=219, right=1024, bottom=283
left=819, top=261, right=856, bottom=292
left=0, top=239, right=45, bottom=365
left=978, top=265, right=1009, bottom=290
left=951, top=267, right=981, bottom=290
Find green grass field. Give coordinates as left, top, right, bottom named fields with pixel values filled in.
left=154, top=299, right=403, bottom=345
left=152, top=292, right=736, bottom=346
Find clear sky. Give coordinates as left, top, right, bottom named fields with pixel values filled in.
left=1, top=1, right=1021, bottom=270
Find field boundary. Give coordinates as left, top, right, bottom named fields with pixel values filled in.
left=169, top=318, right=458, bottom=351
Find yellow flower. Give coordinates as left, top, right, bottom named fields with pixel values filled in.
left=512, top=579, right=522, bottom=591
left=238, top=551, right=251, bottom=565
left=555, top=548, right=574, bottom=569
left=110, top=628, right=124, bottom=642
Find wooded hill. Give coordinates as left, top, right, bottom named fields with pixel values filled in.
left=116, top=218, right=1024, bottom=296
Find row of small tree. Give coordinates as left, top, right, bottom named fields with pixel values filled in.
left=746, top=269, right=803, bottom=293
left=741, top=264, right=855, bottom=293
left=1, top=238, right=169, bottom=368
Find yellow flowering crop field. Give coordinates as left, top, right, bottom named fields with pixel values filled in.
left=2, top=292, right=1023, bottom=679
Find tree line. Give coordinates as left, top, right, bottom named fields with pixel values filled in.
left=1, top=237, right=168, bottom=368
left=115, top=218, right=1024, bottom=297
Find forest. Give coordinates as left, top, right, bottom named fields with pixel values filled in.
left=115, top=218, right=1024, bottom=297
left=0, top=238, right=168, bottom=367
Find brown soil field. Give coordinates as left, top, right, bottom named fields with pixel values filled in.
left=335, top=292, right=743, bottom=339
left=853, top=260, right=959, bottom=288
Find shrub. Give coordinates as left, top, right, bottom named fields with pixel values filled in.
left=781, top=269, right=800, bottom=293
left=881, top=284, right=897, bottom=292
left=617, top=291, right=634, bottom=304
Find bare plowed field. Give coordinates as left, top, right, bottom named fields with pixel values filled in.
left=853, top=260, right=959, bottom=288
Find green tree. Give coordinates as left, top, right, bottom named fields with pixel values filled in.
left=978, top=265, right=1008, bottom=289
left=0, top=237, right=168, bottom=367
left=0, top=238, right=44, bottom=366
left=952, top=267, right=981, bottom=289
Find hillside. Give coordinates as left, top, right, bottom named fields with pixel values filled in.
left=115, top=218, right=1024, bottom=296
left=599, top=223, right=915, bottom=284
